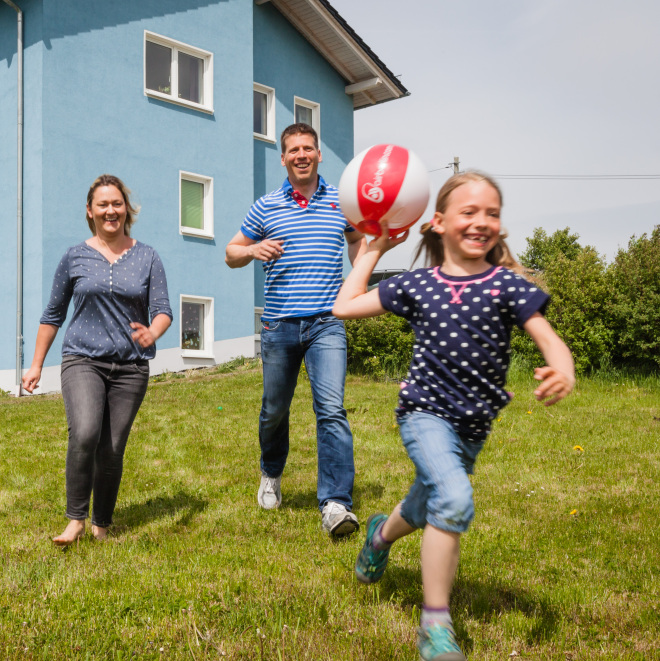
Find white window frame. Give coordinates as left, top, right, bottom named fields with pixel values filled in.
left=294, top=96, right=320, bottom=140
left=144, top=31, right=214, bottom=114
left=180, top=295, right=214, bottom=358
left=179, top=171, right=214, bottom=239
left=253, top=82, right=276, bottom=143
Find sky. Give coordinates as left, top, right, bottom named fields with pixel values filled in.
left=330, top=0, right=660, bottom=270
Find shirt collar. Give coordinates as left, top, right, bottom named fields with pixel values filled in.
left=282, top=175, right=327, bottom=196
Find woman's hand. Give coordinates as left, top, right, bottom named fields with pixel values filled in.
left=130, top=322, right=156, bottom=348
left=21, top=366, right=43, bottom=394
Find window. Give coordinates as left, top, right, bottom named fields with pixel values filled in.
left=253, top=83, right=275, bottom=142
left=144, top=31, right=213, bottom=113
left=294, top=96, right=320, bottom=137
left=179, top=171, right=213, bottom=238
left=180, top=295, right=214, bottom=358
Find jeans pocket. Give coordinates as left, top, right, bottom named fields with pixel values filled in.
left=133, top=361, right=150, bottom=375
left=261, top=320, right=281, bottom=332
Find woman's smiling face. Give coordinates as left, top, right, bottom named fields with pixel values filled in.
left=87, top=185, right=127, bottom=239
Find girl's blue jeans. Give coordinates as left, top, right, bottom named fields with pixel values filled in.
left=398, top=411, right=485, bottom=533
left=60, top=355, right=149, bottom=527
left=259, top=314, right=354, bottom=511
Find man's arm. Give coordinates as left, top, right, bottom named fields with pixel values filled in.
left=225, top=230, right=284, bottom=269
left=345, top=230, right=367, bottom=266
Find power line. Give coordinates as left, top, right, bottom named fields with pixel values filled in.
left=491, top=174, right=660, bottom=180
left=426, top=169, right=660, bottom=180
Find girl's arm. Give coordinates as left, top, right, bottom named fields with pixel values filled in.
left=333, top=222, right=408, bottom=320
left=523, top=312, right=575, bottom=406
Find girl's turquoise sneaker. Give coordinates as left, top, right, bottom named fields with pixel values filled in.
left=354, top=514, right=390, bottom=584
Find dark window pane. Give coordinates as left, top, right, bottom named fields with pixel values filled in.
left=181, top=302, right=204, bottom=350
left=295, top=104, right=312, bottom=126
left=254, top=90, right=267, bottom=135
left=179, top=52, right=203, bottom=104
left=146, top=41, right=172, bottom=94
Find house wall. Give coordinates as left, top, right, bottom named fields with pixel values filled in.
left=1, top=0, right=45, bottom=394
left=1, top=0, right=257, bottom=393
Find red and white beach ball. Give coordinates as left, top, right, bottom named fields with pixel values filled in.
left=338, top=144, right=430, bottom=237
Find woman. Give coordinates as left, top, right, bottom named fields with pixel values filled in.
left=22, top=174, right=173, bottom=546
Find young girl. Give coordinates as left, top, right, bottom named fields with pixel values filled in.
left=333, top=171, right=574, bottom=661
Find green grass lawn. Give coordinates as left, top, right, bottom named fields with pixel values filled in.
left=1, top=363, right=659, bottom=660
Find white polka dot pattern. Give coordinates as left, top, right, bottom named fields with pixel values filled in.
left=379, top=265, right=549, bottom=441
left=40, top=241, right=173, bottom=361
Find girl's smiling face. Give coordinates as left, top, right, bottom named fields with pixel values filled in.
left=431, top=180, right=501, bottom=270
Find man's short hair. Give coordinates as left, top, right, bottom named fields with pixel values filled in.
left=280, top=123, right=319, bottom=153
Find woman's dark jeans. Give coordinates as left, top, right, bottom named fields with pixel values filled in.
left=60, top=356, right=149, bottom=527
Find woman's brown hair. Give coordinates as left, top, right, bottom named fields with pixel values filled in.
left=86, top=174, right=139, bottom=236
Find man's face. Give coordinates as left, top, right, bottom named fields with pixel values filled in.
left=281, top=133, right=322, bottom=190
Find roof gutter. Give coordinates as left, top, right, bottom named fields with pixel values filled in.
left=3, top=0, right=24, bottom=396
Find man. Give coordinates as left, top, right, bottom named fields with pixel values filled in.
left=225, top=123, right=366, bottom=536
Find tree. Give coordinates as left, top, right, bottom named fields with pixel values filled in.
left=519, top=227, right=584, bottom=272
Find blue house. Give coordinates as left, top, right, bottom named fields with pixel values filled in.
left=0, top=0, right=407, bottom=394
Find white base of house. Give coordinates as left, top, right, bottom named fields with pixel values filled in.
left=1, top=335, right=256, bottom=396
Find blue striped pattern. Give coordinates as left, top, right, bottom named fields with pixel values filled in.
left=241, top=177, right=353, bottom=321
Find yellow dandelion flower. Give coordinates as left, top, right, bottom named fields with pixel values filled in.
left=527, top=410, right=532, bottom=414
left=573, top=445, right=584, bottom=452
left=570, top=509, right=578, bottom=516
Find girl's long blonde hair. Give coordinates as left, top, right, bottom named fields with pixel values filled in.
left=412, top=170, right=522, bottom=273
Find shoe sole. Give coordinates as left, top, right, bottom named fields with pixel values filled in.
left=329, top=516, right=360, bottom=537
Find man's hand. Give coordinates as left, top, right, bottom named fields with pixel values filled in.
left=250, top=240, right=285, bottom=262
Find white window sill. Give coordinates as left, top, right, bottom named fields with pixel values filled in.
left=181, top=350, right=215, bottom=359
left=254, top=133, right=276, bottom=144
left=180, top=227, right=214, bottom=240
left=145, top=90, right=214, bottom=115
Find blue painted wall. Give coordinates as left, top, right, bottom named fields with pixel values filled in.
left=1, top=0, right=357, bottom=378
left=250, top=2, right=354, bottom=308
left=1, top=0, right=45, bottom=378
left=2, top=0, right=256, bottom=371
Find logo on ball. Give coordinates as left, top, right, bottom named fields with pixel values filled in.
left=361, top=183, right=384, bottom=203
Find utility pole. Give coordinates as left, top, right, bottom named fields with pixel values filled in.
left=453, top=156, right=460, bottom=174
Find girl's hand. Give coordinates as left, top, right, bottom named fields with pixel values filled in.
left=533, top=366, right=575, bottom=406
left=130, top=322, right=156, bottom=348
left=21, top=366, right=42, bottom=393
left=367, top=219, right=409, bottom=254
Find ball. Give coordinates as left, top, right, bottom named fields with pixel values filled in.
left=338, top=144, right=430, bottom=237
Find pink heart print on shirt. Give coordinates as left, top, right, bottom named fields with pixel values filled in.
left=490, top=289, right=500, bottom=296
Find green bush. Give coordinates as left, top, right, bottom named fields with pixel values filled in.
left=543, top=248, right=614, bottom=373
left=514, top=229, right=614, bottom=374
left=608, top=226, right=660, bottom=369
left=345, top=313, right=414, bottom=380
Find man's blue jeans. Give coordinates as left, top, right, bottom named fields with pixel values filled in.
left=259, top=313, right=355, bottom=511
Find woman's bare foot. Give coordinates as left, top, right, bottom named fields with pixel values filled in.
left=91, top=525, right=108, bottom=541
left=53, top=519, right=85, bottom=546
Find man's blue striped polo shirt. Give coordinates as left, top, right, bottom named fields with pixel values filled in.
left=240, top=176, right=354, bottom=321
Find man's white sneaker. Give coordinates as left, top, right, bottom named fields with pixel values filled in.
left=321, top=501, right=359, bottom=537
left=258, top=474, right=282, bottom=510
